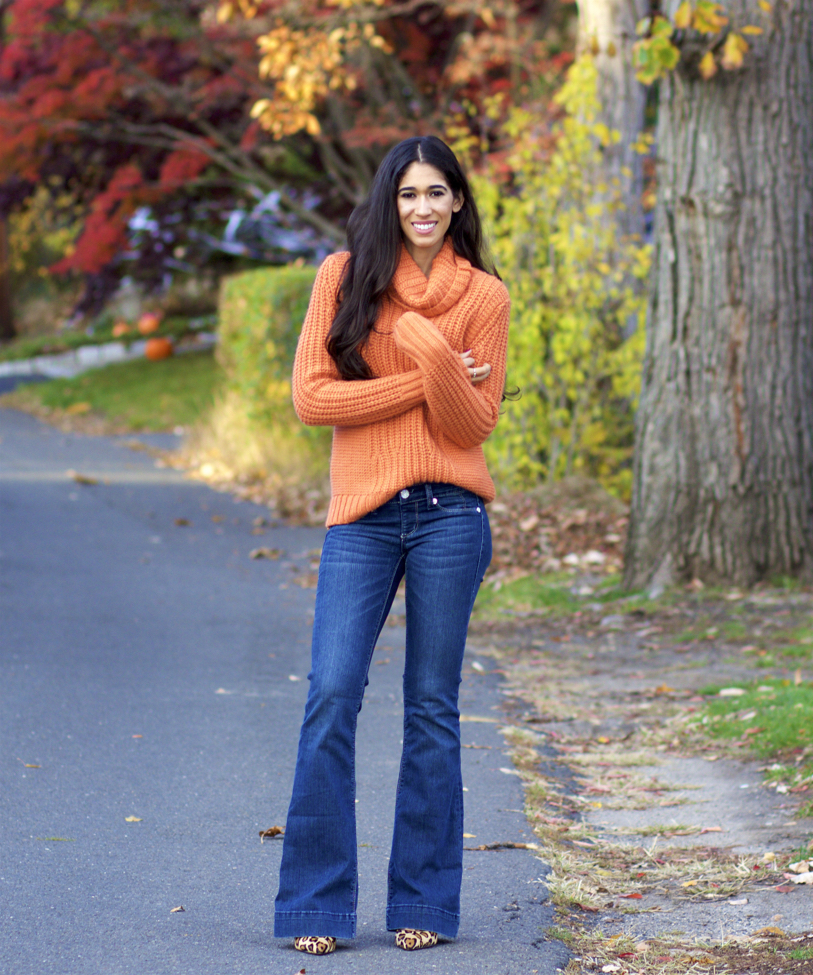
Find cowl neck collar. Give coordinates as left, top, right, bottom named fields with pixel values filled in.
left=388, top=238, right=472, bottom=316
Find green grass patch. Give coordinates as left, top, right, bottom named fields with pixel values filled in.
left=4, top=349, right=221, bottom=431
left=787, top=947, right=813, bottom=960
left=474, top=573, right=581, bottom=618
left=695, top=679, right=813, bottom=780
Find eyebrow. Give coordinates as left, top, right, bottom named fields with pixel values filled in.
left=398, top=184, right=449, bottom=192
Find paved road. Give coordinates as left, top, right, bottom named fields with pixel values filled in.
left=0, top=408, right=569, bottom=975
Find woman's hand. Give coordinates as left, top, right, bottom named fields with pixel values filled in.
left=460, top=350, right=491, bottom=385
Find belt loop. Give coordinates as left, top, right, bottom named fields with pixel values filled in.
left=425, top=483, right=433, bottom=505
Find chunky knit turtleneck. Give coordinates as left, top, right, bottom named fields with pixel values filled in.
left=292, top=239, right=510, bottom=525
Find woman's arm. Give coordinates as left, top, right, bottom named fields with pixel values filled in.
left=394, top=294, right=510, bottom=449
left=292, top=255, right=426, bottom=428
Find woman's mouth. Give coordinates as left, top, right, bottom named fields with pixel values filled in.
left=411, top=222, right=437, bottom=235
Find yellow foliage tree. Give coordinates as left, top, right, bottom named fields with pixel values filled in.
left=460, top=57, right=651, bottom=497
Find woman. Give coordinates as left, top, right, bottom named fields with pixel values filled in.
left=274, top=135, right=510, bottom=955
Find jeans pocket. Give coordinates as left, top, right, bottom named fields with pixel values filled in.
left=434, top=489, right=481, bottom=512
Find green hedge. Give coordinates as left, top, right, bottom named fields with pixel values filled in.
left=217, top=265, right=318, bottom=425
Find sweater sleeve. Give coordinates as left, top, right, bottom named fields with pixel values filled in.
left=393, top=291, right=510, bottom=449
left=292, top=254, right=426, bottom=428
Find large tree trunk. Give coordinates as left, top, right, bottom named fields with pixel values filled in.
left=577, top=0, right=648, bottom=239
left=624, top=0, right=813, bottom=590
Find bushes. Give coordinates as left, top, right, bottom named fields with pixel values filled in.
left=217, top=264, right=317, bottom=424
left=455, top=57, right=651, bottom=499
left=184, top=264, right=331, bottom=521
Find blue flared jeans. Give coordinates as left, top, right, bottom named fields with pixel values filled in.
left=274, top=483, right=492, bottom=940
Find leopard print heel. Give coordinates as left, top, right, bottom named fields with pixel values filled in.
left=294, top=936, right=337, bottom=955
left=395, top=929, right=438, bottom=951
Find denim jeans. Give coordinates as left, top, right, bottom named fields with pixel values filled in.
left=274, top=483, right=491, bottom=940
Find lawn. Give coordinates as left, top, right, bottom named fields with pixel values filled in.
left=1, top=348, right=221, bottom=432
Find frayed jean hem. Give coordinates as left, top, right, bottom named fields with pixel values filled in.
left=386, top=905, right=460, bottom=939
left=274, top=911, right=356, bottom=939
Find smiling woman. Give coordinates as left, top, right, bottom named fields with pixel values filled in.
left=396, top=163, right=463, bottom=277
left=272, top=135, right=510, bottom=956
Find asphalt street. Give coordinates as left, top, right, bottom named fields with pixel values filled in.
left=0, top=407, right=570, bottom=975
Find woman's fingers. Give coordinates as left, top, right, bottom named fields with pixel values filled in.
left=459, top=351, right=491, bottom=384
left=460, top=352, right=475, bottom=370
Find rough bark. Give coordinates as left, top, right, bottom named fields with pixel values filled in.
left=624, top=0, right=813, bottom=589
left=577, top=0, right=649, bottom=239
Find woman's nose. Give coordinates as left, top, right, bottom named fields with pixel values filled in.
left=415, top=195, right=432, bottom=215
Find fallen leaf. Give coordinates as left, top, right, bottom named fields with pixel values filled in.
left=794, top=668, right=803, bottom=686
left=65, top=401, right=92, bottom=415
left=728, top=898, right=748, bottom=905
left=654, top=684, right=676, bottom=694
left=790, top=872, right=813, bottom=884
left=463, top=841, right=539, bottom=851
left=249, top=547, right=283, bottom=560
left=259, top=826, right=284, bottom=843
left=788, top=860, right=811, bottom=873
left=700, top=826, right=723, bottom=834
left=752, top=926, right=785, bottom=937
left=575, top=902, right=600, bottom=912
left=23, top=764, right=40, bottom=769
left=174, top=518, right=191, bottom=526
left=681, top=880, right=698, bottom=887
left=66, top=469, right=98, bottom=485
left=719, top=687, right=746, bottom=697
left=170, top=905, right=185, bottom=913
left=125, top=816, right=142, bottom=823
left=621, top=892, right=643, bottom=899
left=774, top=885, right=795, bottom=893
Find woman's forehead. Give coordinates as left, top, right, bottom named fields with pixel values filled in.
left=398, top=161, right=449, bottom=191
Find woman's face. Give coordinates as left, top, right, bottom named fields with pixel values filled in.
left=396, top=162, right=463, bottom=266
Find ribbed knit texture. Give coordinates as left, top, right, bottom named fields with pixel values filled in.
left=292, top=239, right=510, bottom=526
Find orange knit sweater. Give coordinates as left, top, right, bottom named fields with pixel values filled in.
left=292, top=239, right=510, bottom=526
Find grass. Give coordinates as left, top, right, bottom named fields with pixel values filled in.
left=2, top=348, right=220, bottom=431
left=694, top=678, right=813, bottom=815
left=472, top=572, right=628, bottom=619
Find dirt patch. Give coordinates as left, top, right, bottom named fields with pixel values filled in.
left=468, top=583, right=813, bottom=972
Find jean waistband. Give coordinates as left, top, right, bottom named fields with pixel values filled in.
left=390, top=483, right=478, bottom=504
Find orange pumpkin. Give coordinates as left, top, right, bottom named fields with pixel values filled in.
left=137, top=312, right=162, bottom=335
left=144, top=337, right=174, bottom=361
left=112, top=321, right=130, bottom=338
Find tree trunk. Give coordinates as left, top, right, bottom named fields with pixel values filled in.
left=624, top=0, right=813, bottom=590
left=577, top=0, right=648, bottom=239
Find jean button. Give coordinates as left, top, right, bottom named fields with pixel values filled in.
left=400, top=489, right=409, bottom=499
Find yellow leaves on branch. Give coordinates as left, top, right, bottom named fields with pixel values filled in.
left=721, top=31, right=749, bottom=69
left=248, top=18, right=391, bottom=138
left=216, top=0, right=261, bottom=22
left=634, top=0, right=771, bottom=85
left=460, top=57, right=650, bottom=493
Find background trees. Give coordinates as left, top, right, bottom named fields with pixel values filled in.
left=623, top=0, right=813, bottom=589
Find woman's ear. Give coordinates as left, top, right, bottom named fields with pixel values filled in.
left=453, top=195, right=464, bottom=213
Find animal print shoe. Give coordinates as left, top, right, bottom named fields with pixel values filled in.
left=294, top=936, right=337, bottom=954
left=395, top=929, right=438, bottom=950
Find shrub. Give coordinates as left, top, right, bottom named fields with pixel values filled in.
left=217, top=264, right=317, bottom=424
left=183, top=264, right=331, bottom=521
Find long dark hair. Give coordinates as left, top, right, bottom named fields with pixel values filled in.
left=326, top=136, right=497, bottom=380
